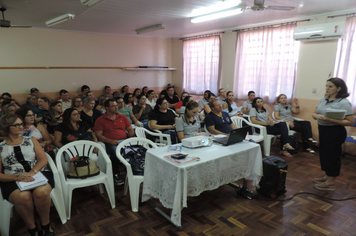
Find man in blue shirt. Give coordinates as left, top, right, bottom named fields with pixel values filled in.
left=205, top=99, right=237, bottom=135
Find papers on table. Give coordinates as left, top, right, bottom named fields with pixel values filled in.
left=16, top=172, right=48, bottom=191
left=325, top=108, right=346, bottom=120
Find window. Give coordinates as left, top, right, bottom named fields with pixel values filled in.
left=183, top=35, right=221, bottom=95
left=334, top=17, right=356, bottom=112
left=233, top=23, right=299, bottom=103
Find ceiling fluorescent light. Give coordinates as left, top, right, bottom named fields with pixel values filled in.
left=45, top=13, right=75, bottom=27
left=191, top=6, right=243, bottom=23
left=190, top=0, right=241, bottom=17
left=80, top=0, right=102, bottom=7
left=136, top=24, right=164, bottom=34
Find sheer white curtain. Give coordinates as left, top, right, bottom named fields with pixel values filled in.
left=233, top=23, right=299, bottom=103
left=183, top=35, right=221, bottom=95
left=335, top=17, right=356, bottom=112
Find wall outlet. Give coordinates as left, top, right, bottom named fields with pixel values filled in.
left=312, top=88, right=317, bottom=93
left=226, top=84, right=230, bottom=89
left=72, top=82, right=76, bottom=87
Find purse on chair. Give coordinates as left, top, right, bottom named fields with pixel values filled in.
left=67, top=156, right=100, bottom=179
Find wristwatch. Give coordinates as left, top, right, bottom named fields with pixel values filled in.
left=32, top=169, right=38, bottom=174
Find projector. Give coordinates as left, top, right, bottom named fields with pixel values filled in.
left=182, top=136, right=213, bottom=148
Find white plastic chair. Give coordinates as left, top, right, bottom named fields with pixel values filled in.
left=55, top=140, right=116, bottom=220
left=115, top=137, right=158, bottom=212
left=0, top=153, right=67, bottom=236
left=272, top=111, right=304, bottom=136
left=135, top=127, right=171, bottom=146
left=231, top=116, right=264, bottom=143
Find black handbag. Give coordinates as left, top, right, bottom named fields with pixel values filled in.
left=120, top=144, right=147, bottom=176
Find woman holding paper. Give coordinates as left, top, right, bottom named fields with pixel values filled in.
left=312, top=78, right=355, bottom=191
left=0, top=114, right=54, bottom=236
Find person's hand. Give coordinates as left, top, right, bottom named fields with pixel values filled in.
left=316, top=114, right=326, bottom=121
left=171, top=124, right=176, bottom=129
left=293, top=98, right=299, bottom=104
left=135, top=122, right=140, bottom=127
left=288, top=121, right=295, bottom=129
left=110, top=140, right=119, bottom=146
left=142, top=104, right=146, bottom=110
left=93, top=147, right=98, bottom=153
left=16, top=173, right=35, bottom=182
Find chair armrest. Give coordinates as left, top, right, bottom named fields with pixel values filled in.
left=293, top=117, right=304, bottom=121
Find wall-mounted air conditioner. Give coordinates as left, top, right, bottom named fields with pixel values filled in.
left=293, top=21, right=345, bottom=41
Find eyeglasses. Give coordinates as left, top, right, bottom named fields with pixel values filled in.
left=10, top=123, right=24, bottom=128
left=26, top=114, right=35, bottom=117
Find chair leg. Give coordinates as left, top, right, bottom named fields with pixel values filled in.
left=50, top=191, right=67, bottom=224
left=264, top=139, right=271, bottom=157
left=103, top=181, right=116, bottom=209
left=128, top=180, right=142, bottom=212
left=0, top=201, right=13, bottom=236
left=123, top=175, right=129, bottom=196
left=66, top=188, right=74, bottom=220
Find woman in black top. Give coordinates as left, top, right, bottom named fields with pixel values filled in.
left=81, top=97, right=102, bottom=128
left=43, top=101, right=63, bottom=135
left=133, top=94, right=152, bottom=129
left=54, top=108, right=97, bottom=149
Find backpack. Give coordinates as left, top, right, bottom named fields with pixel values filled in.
left=120, top=144, right=147, bottom=176
left=286, top=135, right=298, bottom=154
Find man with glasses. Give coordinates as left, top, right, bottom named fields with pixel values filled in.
left=205, top=99, right=237, bottom=135
left=94, top=99, right=134, bottom=186
left=116, top=97, right=141, bottom=128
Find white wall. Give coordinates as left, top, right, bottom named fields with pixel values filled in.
left=0, top=28, right=173, bottom=95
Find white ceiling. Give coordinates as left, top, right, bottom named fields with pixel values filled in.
left=1, top=0, right=356, bottom=38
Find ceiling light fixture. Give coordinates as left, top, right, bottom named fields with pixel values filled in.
left=135, top=24, right=164, bottom=34
left=191, top=6, right=243, bottom=23
left=190, top=0, right=241, bottom=17
left=80, top=0, right=102, bottom=7
left=45, top=13, right=75, bottom=27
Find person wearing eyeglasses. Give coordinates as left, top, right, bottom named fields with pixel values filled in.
left=117, top=97, right=141, bottom=128
left=71, top=96, right=84, bottom=112
left=22, top=94, right=41, bottom=116
left=123, top=93, right=134, bottom=110
left=94, top=99, right=134, bottom=186
left=2, top=103, right=18, bottom=116
left=0, top=114, right=55, bottom=236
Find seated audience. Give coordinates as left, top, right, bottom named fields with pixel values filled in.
left=97, top=96, right=108, bottom=114
left=146, top=90, right=157, bottom=109
left=43, top=101, right=63, bottom=135
left=124, top=93, right=134, bottom=110
left=22, top=95, right=41, bottom=115
left=1, top=92, right=12, bottom=100
left=94, top=99, right=134, bottom=186
left=117, top=97, right=141, bottom=127
left=149, top=98, right=178, bottom=141
left=223, top=91, right=243, bottom=117
left=241, top=91, right=255, bottom=115
left=86, top=90, right=99, bottom=109
left=37, top=97, right=49, bottom=122
left=112, top=91, right=120, bottom=99
left=132, top=88, right=141, bottom=105
left=198, top=90, right=211, bottom=110
left=175, top=92, right=189, bottom=113
left=71, top=96, right=84, bottom=112
left=217, top=88, right=227, bottom=105
left=54, top=108, right=97, bottom=149
left=141, top=86, right=149, bottom=96
left=58, top=89, right=72, bottom=112
left=100, top=86, right=113, bottom=99
left=2, top=104, right=18, bottom=116
left=120, top=85, right=129, bottom=98
left=205, top=99, right=237, bottom=135
left=274, top=94, right=316, bottom=153
left=0, top=96, right=4, bottom=116
left=16, top=107, right=55, bottom=160
left=250, top=97, right=294, bottom=157
left=164, top=86, right=180, bottom=109
left=30, top=88, right=40, bottom=98
left=203, top=92, right=216, bottom=115
left=0, top=114, right=54, bottom=236
left=160, top=83, right=178, bottom=98
left=179, top=95, right=194, bottom=116
left=133, top=94, right=152, bottom=129
left=81, top=97, right=102, bottom=128
left=78, top=85, right=90, bottom=100
left=176, top=101, right=201, bottom=140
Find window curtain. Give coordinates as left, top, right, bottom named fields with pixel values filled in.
left=233, top=23, right=299, bottom=103
left=183, top=35, right=221, bottom=95
left=335, top=16, right=356, bottom=112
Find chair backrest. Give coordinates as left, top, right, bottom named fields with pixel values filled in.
left=272, top=111, right=276, bottom=119
left=55, top=141, right=112, bottom=183
left=135, top=127, right=171, bottom=146
left=116, top=137, right=158, bottom=177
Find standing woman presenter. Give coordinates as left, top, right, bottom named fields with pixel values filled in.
left=312, top=78, right=354, bottom=191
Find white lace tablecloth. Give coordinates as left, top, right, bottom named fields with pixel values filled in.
left=142, top=141, right=263, bottom=226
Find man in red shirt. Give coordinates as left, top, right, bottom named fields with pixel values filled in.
left=94, top=99, right=134, bottom=186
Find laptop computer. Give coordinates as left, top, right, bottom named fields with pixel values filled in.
left=213, top=126, right=250, bottom=146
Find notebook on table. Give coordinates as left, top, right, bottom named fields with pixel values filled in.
left=213, top=126, right=250, bottom=146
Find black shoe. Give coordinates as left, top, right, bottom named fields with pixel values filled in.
left=114, top=176, right=124, bottom=186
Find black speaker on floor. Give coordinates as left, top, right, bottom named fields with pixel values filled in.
left=257, top=156, right=288, bottom=199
